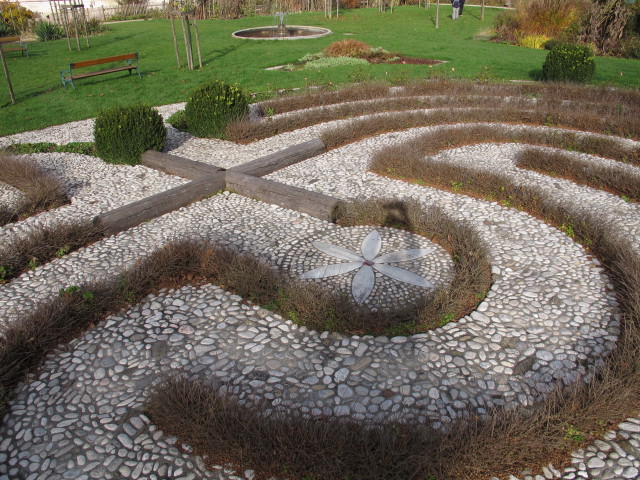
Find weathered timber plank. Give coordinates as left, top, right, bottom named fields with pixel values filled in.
left=230, top=138, right=326, bottom=177
left=225, top=171, right=339, bottom=222
left=142, top=150, right=224, bottom=180
left=96, top=172, right=226, bottom=236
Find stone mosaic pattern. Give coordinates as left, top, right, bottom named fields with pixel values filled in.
left=292, top=226, right=453, bottom=309
left=0, top=101, right=639, bottom=480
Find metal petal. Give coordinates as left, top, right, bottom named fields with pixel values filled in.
left=374, top=248, right=435, bottom=264
left=352, top=265, right=375, bottom=304
left=300, top=262, right=362, bottom=279
left=361, top=230, right=382, bottom=261
left=373, top=264, right=435, bottom=289
left=312, top=241, right=363, bottom=262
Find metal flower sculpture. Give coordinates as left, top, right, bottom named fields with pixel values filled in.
left=300, top=230, right=436, bottom=304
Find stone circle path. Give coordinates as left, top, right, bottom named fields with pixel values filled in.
left=1, top=100, right=640, bottom=480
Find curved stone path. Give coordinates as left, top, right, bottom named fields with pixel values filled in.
left=0, top=104, right=639, bottom=480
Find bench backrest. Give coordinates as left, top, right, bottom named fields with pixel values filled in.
left=0, top=36, right=21, bottom=44
left=70, top=53, right=137, bottom=69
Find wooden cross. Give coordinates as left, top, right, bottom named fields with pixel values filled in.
left=96, top=139, right=340, bottom=236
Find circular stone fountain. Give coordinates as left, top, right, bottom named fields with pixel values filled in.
left=232, top=11, right=332, bottom=40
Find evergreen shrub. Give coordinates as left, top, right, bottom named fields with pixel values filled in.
left=542, top=43, right=595, bottom=83
left=94, top=105, right=166, bottom=165
left=184, top=81, right=249, bottom=138
left=543, top=38, right=562, bottom=50
left=167, top=110, right=188, bottom=131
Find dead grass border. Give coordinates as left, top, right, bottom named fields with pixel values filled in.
left=2, top=187, right=637, bottom=480
left=515, top=147, right=640, bottom=202
left=366, top=145, right=640, bottom=479
left=0, top=154, right=69, bottom=227
left=260, top=79, right=640, bottom=116
left=0, top=220, right=104, bottom=283
left=317, top=108, right=640, bottom=152
left=0, top=216, right=487, bottom=410
left=229, top=100, right=640, bottom=146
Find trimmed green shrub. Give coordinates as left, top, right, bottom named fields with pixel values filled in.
left=167, top=109, right=188, bottom=131
left=34, top=20, right=64, bottom=41
left=542, top=43, right=595, bottom=83
left=543, top=38, right=562, bottom=50
left=184, top=81, right=249, bottom=138
left=94, top=105, right=166, bottom=165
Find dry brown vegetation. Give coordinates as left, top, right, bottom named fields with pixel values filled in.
left=318, top=107, right=640, bottom=151
left=0, top=241, right=208, bottom=421
left=370, top=123, right=639, bottom=167
left=146, top=170, right=640, bottom=479
left=258, top=81, right=392, bottom=114
left=0, top=154, right=69, bottom=226
left=146, top=375, right=438, bottom=480
left=0, top=221, right=104, bottom=283
left=516, top=147, right=640, bottom=202
left=229, top=100, right=640, bottom=146
left=260, top=79, right=640, bottom=116
left=0, top=218, right=487, bottom=413
left=366, top=141, right=640, bottom=479
left=230, top=79, right=640, bottom=145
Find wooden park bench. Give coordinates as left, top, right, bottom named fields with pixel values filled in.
left=0, top=36, right=28, bottom=57
left=60, top=52, right=141, bottom=89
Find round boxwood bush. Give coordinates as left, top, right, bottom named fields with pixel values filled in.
left=542, top=43, right=595, bottom=83
left=94, top=105, right=166, bottom=165
left=184, top=81, right=249, bottom=138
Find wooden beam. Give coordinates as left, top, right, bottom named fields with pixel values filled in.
left=141, top=150, right=224, bottom=180
left=225, top=171, right=339, bottom=222
left=95, top=172, right=226, bottom=236
left=230, top=138, right=326, bottom=177
left=96, top=138, right=328, bottom=236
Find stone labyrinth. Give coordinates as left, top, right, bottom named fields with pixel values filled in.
left=1, top=85, right=640, bottom=480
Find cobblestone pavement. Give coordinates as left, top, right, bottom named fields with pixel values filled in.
left=0, top=103, right=639, bottom=480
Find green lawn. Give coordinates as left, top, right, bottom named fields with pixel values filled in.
left=1, top=5, right=638, bottom=136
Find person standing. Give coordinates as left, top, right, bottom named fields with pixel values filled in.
left=459, top=0, right=466, bottom=16
left=452, top=0, right=460, bottom=19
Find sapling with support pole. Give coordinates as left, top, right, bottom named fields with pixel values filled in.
left=169, top=10, right=202, bottom=70
left=52, top=0, right=90, bottom=52
left=0, top=41, right=16, bottom=105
